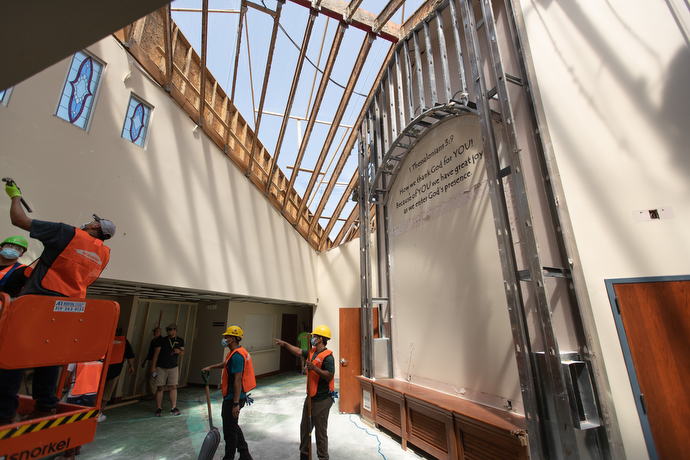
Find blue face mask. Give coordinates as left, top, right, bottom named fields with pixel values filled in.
left=311, top=337, right=318, bottom=347
left=0, top=248, right=20, bottom=259
left=221, top=338, right=229, bottom=347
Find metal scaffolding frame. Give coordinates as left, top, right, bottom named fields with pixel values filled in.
left=356, top=0, right=621, bottom=458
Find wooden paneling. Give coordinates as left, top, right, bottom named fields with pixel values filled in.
left=614, top=280, right=690, bottom=460
left=358, top=377, right=528, bottom=460
left=407, top=396, right=455, bottom=460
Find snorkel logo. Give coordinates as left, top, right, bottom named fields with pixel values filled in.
left=8, top=437, right=71, bottom=459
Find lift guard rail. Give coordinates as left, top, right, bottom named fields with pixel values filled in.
left=0, top=293, right=120, bottom=459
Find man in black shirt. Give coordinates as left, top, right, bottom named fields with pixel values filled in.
left=150, top=324, right=185, bottom=417
left=100, top=337, right=135, bottom=417
left=140, top=327, right=161, bottom=400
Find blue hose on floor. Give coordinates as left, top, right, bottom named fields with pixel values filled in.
left=348, top=415, right=387, bottom=460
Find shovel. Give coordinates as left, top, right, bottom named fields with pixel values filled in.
left=197, top=370, right=221, bottom=460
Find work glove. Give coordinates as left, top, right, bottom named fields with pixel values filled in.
left=5, top=183, right=21, bottom=199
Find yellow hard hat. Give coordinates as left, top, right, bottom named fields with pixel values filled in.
left=312, top=325, right=331, bottom=339
left=223, top=325, right=243, bottom=338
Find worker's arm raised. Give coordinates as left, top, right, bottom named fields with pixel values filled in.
left=274, top=338, right=303, bottom=357
left=201, top=362, right=225, bottom=371
left=7, top=190, right=32, bottom=231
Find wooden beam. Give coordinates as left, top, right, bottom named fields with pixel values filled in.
left=373, top=0, right=405, bottom=33
left=296, top=32, right=374, bottom=224
left=281, top=21, right=347, bottom=215
left=246, top=0, right=284, bottom=177
left=163, top=4, right=173, bottom=92
left=265, top=10, right=317, bottom=196
left=230, top=2, right=247, bottom=101
left=287, top=0, right=400, bottom=42
left=198, top=0, right=209, bottom=125
left=400, top=0, right=444, bottom=39
left=329, top=197, right=359, bottom=248
left=311, top=43, right=395, bottom=237
left=345, top=0, right=364, bottom=23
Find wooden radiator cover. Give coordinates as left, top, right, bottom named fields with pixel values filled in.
left=357, top=377, right=529, bottom=460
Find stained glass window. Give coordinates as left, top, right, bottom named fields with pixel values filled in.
left=122, top=94, right=153, bottom=148
left=56, top=51, right=105, bottom=130
left=0, top=87, right=12, bottom=107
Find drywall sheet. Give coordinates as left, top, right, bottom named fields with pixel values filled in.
left=389, top=115, right=522, bottom=407
left=244, top=313, right=275, bottom=352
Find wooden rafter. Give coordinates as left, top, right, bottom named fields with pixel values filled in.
left=296, top=32, right=374, bottom=223
left=312, top=43, right=395, bottom=238
left=230, top=2, right=248, bottom=101
left=245, top=0, right=284, bottom=176
left=265, top=10, right=317, bottom=197
left=374, top=0, right=405, bottom=33
left=198, top=0, right=209, bottom=125
left=288, top=0, right=399, bottom=42
left=280, top=21, right=347, bottom=217
left=345, top=0, right=364, bottom=22
left=318, top=165, right=359, bottom=249
left=163, top=4, right=173, bottom=92
left=331, top=200, right=360, bottom=248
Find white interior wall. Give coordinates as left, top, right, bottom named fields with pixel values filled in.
left=226, top=300, right=311, bottom=377
left=316, top=237, right=366, bottom=379
left=387, top=115, right=522, bottom=409
left=0, top=36, right=317, bottom=304
left=518, top=0, right=690, bottom=457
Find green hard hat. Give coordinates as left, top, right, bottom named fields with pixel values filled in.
left=1, top=236, right=28, bottom=251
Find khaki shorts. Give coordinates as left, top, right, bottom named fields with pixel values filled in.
left=155, top=367, right=179, bottom=387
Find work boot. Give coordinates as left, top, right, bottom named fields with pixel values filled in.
left=0, top=415, right=15, bottom=427
left=56, top=447, right=76, bottom=460
left=26, top=407, right=57, bottom=421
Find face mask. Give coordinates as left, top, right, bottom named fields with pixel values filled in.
left=221, top=338, right=229, bottom=347
left=0, top=248, right=20, bottom=259
left=79, top=223, right=90, bottom=230
left=311, top=337, right=318, bottom=347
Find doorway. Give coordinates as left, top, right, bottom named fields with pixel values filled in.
left=606, top=276, right=690, bottom=460
left=280, top=313, right=298, bottom=372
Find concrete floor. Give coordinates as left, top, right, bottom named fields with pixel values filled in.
left=45, top=372, right=430, bottom=460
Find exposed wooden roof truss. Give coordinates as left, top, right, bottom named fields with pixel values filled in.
left=115, top=0, right=426, bottom=251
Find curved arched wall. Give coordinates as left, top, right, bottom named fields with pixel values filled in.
left=388, top=114, right=522, bottom=410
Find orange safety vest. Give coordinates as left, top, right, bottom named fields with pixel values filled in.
left=221, top=347, right=256, bottom=398
left=0, top=262, right=24, bottom=286
left=307, top=348, right=334, bottom=397
left=111, top=336, right=126, bottom=364
left=28, top=229, right=110, bottom=298
left=72, top=361, right=103, bottom=396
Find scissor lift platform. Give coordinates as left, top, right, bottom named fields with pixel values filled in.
left=0, top=293, right=119, bottom=459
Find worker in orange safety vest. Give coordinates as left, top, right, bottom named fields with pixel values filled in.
left=202, top=325, right=256, bottom=460
left=57, top=360, right=105, bottom=460
left=275, top=325, right=335, bottom=460
left=0, top=180, right=116, bottom=426
left=0, top=235, right=29, bottom=297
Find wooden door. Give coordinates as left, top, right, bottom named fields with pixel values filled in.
left=614, top=280, right=690, bottom=459
left=339, top=308, right=362, bottom=413
left=280, top=313, right=298, bottom=373
left=339, top=307, right=380, bottom=414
